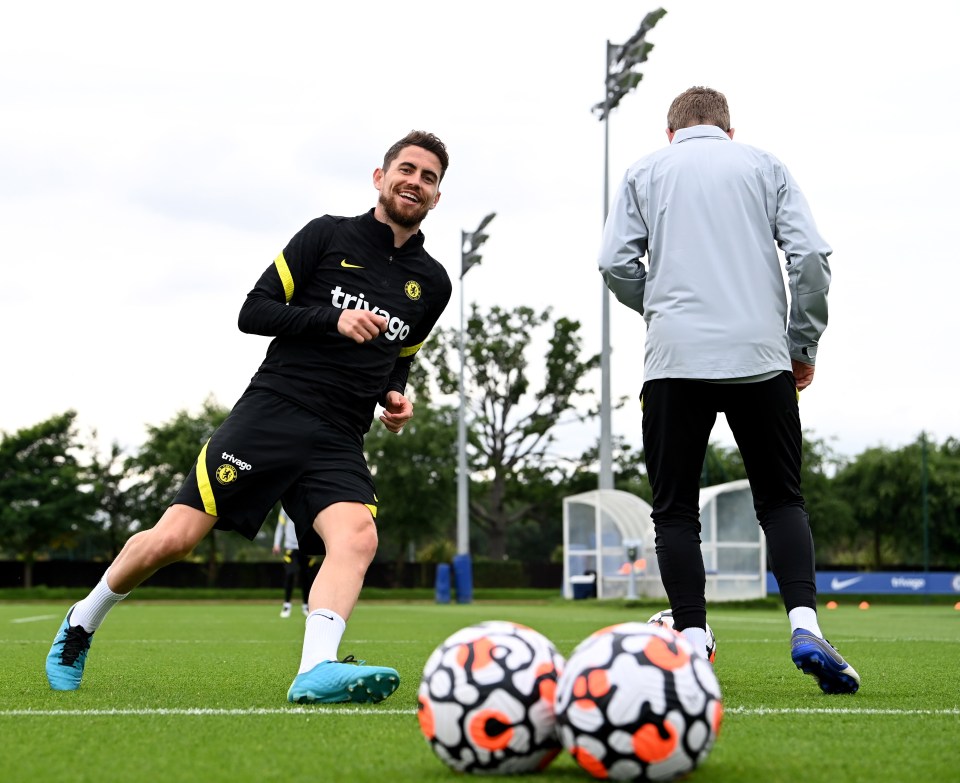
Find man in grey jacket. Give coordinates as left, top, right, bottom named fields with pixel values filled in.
left=599, top=85, right=859, bottom=694
left=273, top=506, right=316, bottom=618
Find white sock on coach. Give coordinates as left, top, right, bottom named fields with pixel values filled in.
left=681, top=627, right=709, bottom=658
left=298, top=608, right=346, bottom=673
left=788, top=606, right=823, bottom=638
left=70, top=569, right=129, bottom=632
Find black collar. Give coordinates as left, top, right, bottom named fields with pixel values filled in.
left=361, top=208, right=426, bottom=252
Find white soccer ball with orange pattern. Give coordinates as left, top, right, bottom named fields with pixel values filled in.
left=647, top=609, right=717, bottom=664
left=417, top=620, right=564, bottom=774
left=554, top=622, right=723, bottom=782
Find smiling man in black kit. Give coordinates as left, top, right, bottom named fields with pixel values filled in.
left=46, top=130, right=453, bottom=705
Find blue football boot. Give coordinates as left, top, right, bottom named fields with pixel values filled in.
left=791, top=628, right=860, bottom=694
left=46, top=605, right=94, bottom=691
left=287, top=655, right=400, bottom=704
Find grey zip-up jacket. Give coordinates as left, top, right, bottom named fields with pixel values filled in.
left=598, top=125, right=831, bottom=381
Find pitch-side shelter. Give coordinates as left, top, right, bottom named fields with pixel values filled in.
left=562, top=480, right=766, bottom=601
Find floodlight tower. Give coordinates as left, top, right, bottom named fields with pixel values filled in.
left=457, top=213, right=496, bottom=556
left=593, top=8, right=667, bottom=490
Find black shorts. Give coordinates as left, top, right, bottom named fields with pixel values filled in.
left=173, top=388, right=377, bottom=555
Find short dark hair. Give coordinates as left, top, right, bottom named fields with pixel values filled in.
left=667, top=86, right=731, bottom=132
left=383, top=130, right=449, bottom=181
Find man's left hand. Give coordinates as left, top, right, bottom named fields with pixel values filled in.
left=379, top=391, right=413, bottom=434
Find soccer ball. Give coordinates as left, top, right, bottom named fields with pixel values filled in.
left=417, top=620, right=565, bottom=774
left=554, top=622, right=723, bottom=782
left=647, top=609, right=717, bottom=664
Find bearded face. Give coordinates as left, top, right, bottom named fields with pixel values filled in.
left=373, top=146, right=442, bottom=231
left=378, top=186, right=432, bottom=228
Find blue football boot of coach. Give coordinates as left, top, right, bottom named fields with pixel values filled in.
left=791, top=628, right=860, bottom=694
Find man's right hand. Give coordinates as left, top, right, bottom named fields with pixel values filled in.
left=338, top=310, right=388, bottom=343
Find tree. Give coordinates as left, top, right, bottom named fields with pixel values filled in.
left=364, top=403, right=459, bottom=572
left=126, top=396, right=230, bottom=585
left=85, top=440, right=140, bottom=560
left=928, top=436, right=960, bottom=562
left=425, top=305, right=601, bottom=559
left=795, top=433, right=855, bottom=564
left=698, top=443, right=745, bottom=486
left=0, top=412, right=97, bottom=586
left=833, top=434, right=960, bottom=567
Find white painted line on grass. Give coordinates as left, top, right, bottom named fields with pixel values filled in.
left=1, top=638, right=424, bottom=645
left=726, top=706, right=960, bottom=716
left=0, top=639, right=290, bottom=645
left=2, top=706, right=958, bottom=718
left=9, top=615, right=58, bottom=624
left=723, top=637, right=960, bottom=644
left=0, top=707, right=417, bottom=716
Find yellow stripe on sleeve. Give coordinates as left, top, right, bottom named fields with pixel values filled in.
left=274, top=252, right=294, bottom=303
left=196, top=440, right=218, bottom=517
left=399, top=341, right=423, bottom=358
left=365, top=503, right=378, bottom=519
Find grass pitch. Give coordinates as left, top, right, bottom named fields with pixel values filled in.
left=1, top=598, right=958, bottom=782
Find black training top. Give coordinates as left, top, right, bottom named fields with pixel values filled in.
left=237, top=209, right=452, bottom=436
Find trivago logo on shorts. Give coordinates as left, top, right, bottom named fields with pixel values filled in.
left=221, top=452, right=253, bottom=471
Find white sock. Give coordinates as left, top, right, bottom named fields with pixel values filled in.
left=681, top=627, right=709, bottom=659
left=788, top=606, right=822, bottom=637
left=70, top=569, right=129, bottom=632
left=298, top=608, right=346, bottom=674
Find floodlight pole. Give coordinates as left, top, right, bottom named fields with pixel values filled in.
left=457, top=270, right=469, bottom=554
left=594, top=8, right=667, bottom=492
left=457, top=213, right=496, bottom=556
left=599, top=44, right=614, bottom=491
left=921, top=432, right=929, bottom=580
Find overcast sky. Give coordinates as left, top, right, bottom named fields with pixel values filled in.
left=2, top=0, right=956, bottom=465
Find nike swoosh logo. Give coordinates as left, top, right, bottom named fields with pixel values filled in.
left=316, top=613, right=334, bottom=620
left=830, top=576, right=863, bottom=591
left=340, top=259, right=364, bottom=269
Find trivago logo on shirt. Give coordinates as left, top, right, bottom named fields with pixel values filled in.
left=330, top=285, right=411, bottom=341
